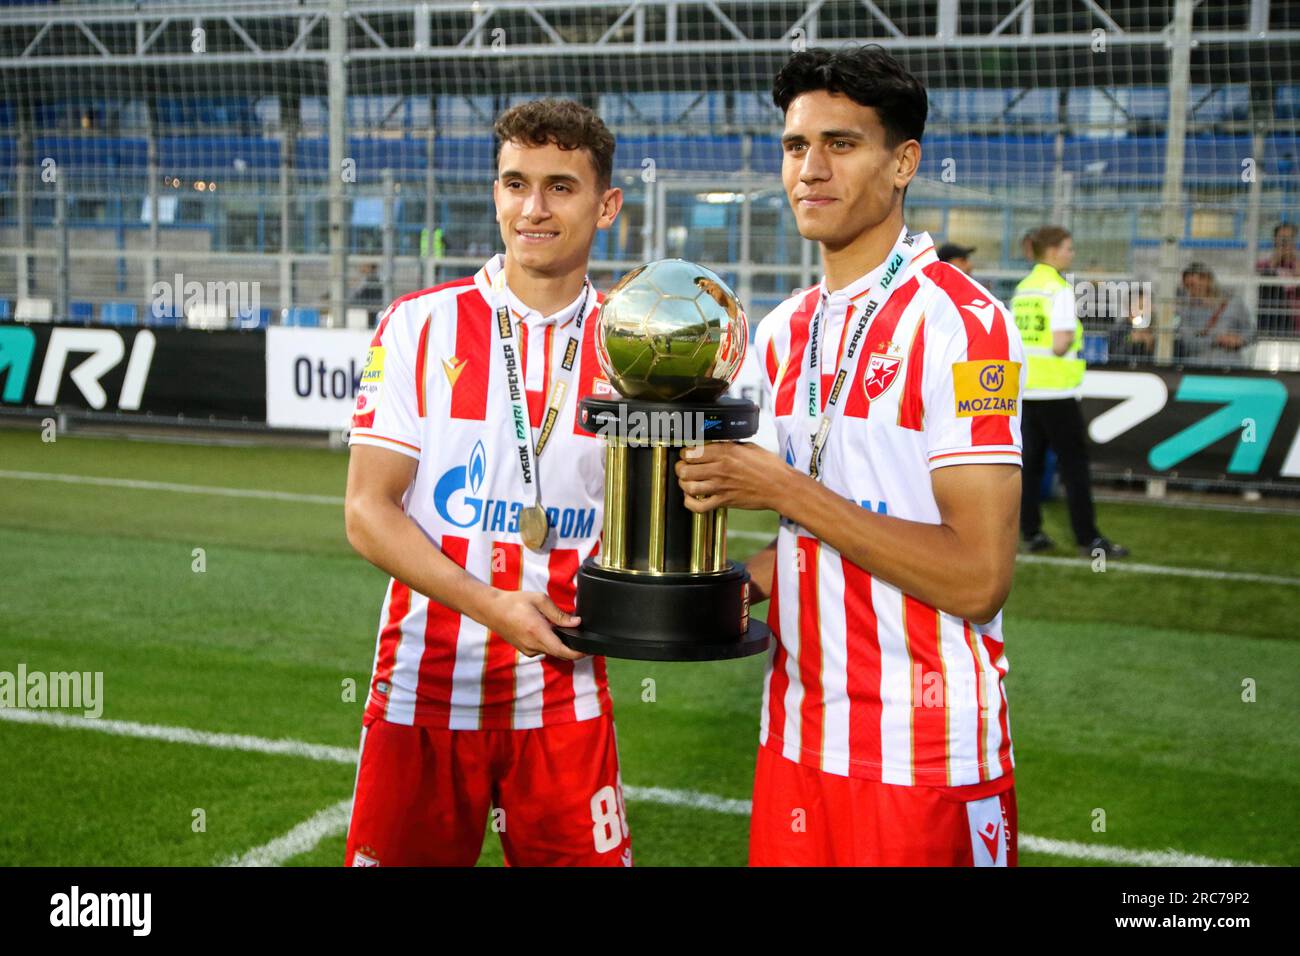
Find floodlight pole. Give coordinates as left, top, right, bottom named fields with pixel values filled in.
left=327, top=0, right=348, bottom=328
left=146, top=106, right=158, bottom=311
left=15, top=116, right=31, bottom=300
left=1154, top=0, right=1194, bottom=363
left=1243, top=81, right=1269, bottom=321
left=424, top=113, right=438, bottom=290
left=382, top=168, right=396, bottom=310
left=55, top=175, right=68, bottom=323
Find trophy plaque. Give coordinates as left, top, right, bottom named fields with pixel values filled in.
left=555, top=259, right=772, bottom=662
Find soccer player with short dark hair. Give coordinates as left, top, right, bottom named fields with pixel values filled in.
left=677, top=45, right=1024, bottom=865
left=342, top=99, right=633, bottom=866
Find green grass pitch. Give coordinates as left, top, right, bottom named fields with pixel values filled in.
left=0, top=426, right=1296, bottom=866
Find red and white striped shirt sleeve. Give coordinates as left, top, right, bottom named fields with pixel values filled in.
left=922, top=297, right=1024, bottom=471
left=349, top=301, right=424, bottom=460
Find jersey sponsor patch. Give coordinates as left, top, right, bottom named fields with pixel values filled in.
left=952, top=359, right=1020, bottom=417
left=352, top=346, right=385, bottom=429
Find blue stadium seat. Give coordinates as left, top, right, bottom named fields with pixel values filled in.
left=236, top=307, right=273, bottom=330
left=0, top=299, right=12, bottom=322
left=100, top=302, right=138, bottom=327
left=158, top=134, right=278, bottom=174
left=1083, top=334, right=1110, bottom=365
left=1277, top=86, right=1300, bottom=120
left=68, top=301, right=94, bottom=325
left=147, top=302, right=181, bottom=328
left=282, top=307, right=320, bottom=328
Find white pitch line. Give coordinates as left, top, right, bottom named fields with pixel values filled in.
left=1092, top=492, right=1300, bottom=517
left=622, top=784, right=753, bottom=816
left=1015, top=553, right=1300, bottom=586
left=0, top=708, right=356, bottom=763
left=7, top=469, right=1298, bottom=586
left=223, top=799, right=354, bottom=867
left=728, top=527, right=1300, bottom=587
left=8, top=466, right=1298, bottom=520
left=2, top=708, right=1264, bottom=868
left=1017, top=835, right=1256, bottom=868
left=0, top=469, right=344, bottom=506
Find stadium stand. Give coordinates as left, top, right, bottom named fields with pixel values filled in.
left=185, top=303, right=229, bottom=331
left=236, top=307, right=273, bottom=331
left=14, top=298, right=52, bottom=323
left=100, top=302, right=138, bottom=327
left=146, top=302, right=181, bottom=328
left=282, top=308, right=321, bottom=328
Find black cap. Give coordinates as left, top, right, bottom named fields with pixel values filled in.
left=938, top=242, right=976, bottom=262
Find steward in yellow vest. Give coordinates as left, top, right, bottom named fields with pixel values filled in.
left=1011, top=262, right=1085, bottom=396
left=1014, top=226, right=1127, bottom=560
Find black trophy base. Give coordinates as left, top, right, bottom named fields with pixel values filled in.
left=555, top=559, right=772, bottom=662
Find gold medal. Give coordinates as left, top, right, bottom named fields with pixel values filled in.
left=519, top=503, right=551, bottom=552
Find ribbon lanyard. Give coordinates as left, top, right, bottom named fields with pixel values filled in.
left=803, top=229, right=935, bottom=480
left=490, top=267, right=591, bottom=507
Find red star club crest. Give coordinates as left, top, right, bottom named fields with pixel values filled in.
left=862, top=352, right=902, bottom=402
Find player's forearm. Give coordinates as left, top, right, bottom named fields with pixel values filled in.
left=744, top=540, right=777, bottom=604
left=771, top=470, right=1010, bottom=622
left=344, top=495, right=501, bottom=629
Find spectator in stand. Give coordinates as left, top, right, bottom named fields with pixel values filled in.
left=1116, top=283, right=1156, bottom=362
left=937, top=241, right=976, bottom=275
left=1175, top=263, right=1255, bottom=367
left=1255, top=222, right=1300, bottom=335
left=349, top=262, right=386, bottom=313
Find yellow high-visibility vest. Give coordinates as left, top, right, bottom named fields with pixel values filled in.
left=1011, top=263, right=1085, bottom=393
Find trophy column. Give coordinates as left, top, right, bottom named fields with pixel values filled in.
left=601, top=439, right=729, bottom=575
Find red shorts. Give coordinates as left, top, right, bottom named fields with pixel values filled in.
left=749, top=745, right=1017, bottom=867
left=344, top=712, right=632, bottom=867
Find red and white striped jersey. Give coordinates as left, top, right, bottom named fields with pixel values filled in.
left=349, top=255, right=613, bottom=730
left=755, top=243, right=1024, bottom=788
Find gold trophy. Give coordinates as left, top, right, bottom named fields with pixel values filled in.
left=555, top=260, right=771, bottom=661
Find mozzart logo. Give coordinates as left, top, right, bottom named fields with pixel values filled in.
left=0, top=327, right=155, bottom=410
left=433, top=440, right=596, bottom=539
left=953, top=360, right=1020, bottom=417
left=979, top=364, right=1005, bottom=391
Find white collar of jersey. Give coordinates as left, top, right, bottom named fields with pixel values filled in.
left=817, top=225, right=912, bottom=307
left=477, top=253, right=588, bottom=329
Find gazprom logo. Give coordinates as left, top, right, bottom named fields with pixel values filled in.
left=784, top=436, right=796, bottom=466
left=434, top=440, right=488, bottom=528
left=431, top=439, right=597, bottom=539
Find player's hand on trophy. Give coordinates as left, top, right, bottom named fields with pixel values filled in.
left=485, top=590, right=586, bottom=660
left=675, top=440, right=789, bottom=513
